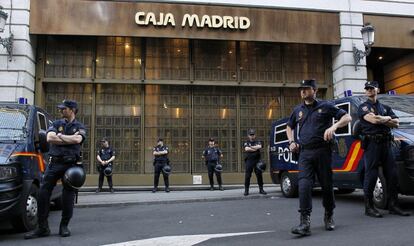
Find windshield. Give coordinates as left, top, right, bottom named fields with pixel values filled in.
left=379, top=96, right=414, bottom=126
left=0, top=109, right=28, bottom=141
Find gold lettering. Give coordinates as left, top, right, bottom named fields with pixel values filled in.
left=211, top=15, right=223, bottom=28
left=135, top=12, right=145, bottom=25
left=239, top=17, right=250, bottom=29
left=164, top=13, right=176, bottom=26
left=182, top=14, right=200, bottom=27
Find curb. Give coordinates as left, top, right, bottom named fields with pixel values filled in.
left=75, top=192, right=281, bottom=209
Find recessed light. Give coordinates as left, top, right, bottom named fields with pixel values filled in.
left=378, top=56, right=383, bottom=60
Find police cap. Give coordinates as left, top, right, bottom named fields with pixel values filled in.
left=208, top=138, right=215, bottom=142
left=364, top=81, right=379, bottom=89
left=247, top=128, right=256, bottom=135
left=299, top=79, right=317, bottom=89
left=57, top=99, right=78, bottom=110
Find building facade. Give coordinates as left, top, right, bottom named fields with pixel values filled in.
left=0, top=0, right=413, bottom=185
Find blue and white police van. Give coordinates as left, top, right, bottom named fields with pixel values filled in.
left=0, top=100, right=62, bottom=231
left=269, top=94, right=414, bottom=209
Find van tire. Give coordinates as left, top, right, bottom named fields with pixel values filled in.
left=280, top=172, right=298, bottom=198
left=11, top=184, right=39, bottom=232
left=373, top=169, right=388, bottom=209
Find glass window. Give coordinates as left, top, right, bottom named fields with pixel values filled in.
left=144, top=85, right=190, bottom=173
left=284, top=44, right=326, bottom=84
left=45, top=36, right=94, bottom=78
left=240, top=87, right=281, bottom=168
left=193, top=86, right=237, bottom=173
left=146, top=38, right=189, bottom=80
left=96, top=37, right=142, bottom=80
left=95, top=84, right=142, bottom=173
left=240, top=42, right=282, bottom=83
left=193, top=40, right=237, bottom=81
left=44, top=83, right=93, bottom=174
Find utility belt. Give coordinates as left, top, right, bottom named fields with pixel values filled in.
left=49, top=155, right=79, bottom=164
left=361, top=133, right=393, bottom=148
left=301, top=141, right=331, bottom=151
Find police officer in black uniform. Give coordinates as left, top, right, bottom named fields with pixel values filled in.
left=202, top=138, right=224, bottom=191
left=96, top=138, right=115, bottom=193
left=286, top=79, right=351, bottom=236
left=358, top=81, right=410, bottom=218
left=152, top=138, right=170, bottom=193
left=25, top=100, right=86, bottom=239
left=243, top=129, right=267, bottom=196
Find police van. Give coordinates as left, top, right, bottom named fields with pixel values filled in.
left=270, top=95, right=414, bottom=209
left=0, top=101, right=62, bottom=231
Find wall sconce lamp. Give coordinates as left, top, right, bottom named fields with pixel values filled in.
left=353, top=23, right=375, bottom=71
left=0, top=6, right=13, bottom=61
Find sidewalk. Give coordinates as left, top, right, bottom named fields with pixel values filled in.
left=76, top=185, right=281, bottom=208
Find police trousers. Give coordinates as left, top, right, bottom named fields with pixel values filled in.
left=363, top=140, right=398, bottom=201
left=154, top=161, right=169, bottom=188
left=206, top=161, right=222, bottom=187
left=298, top=147, right=335, bottom=215
left=38, top=162, right=76, bottom=228
left=244, top=158, right=264, bottom=189
left=98, top=166, right=113, bottom=189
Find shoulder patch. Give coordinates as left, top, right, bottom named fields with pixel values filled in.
left=362, top=106, right=368, bottom=112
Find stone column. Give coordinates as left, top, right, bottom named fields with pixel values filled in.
left=332, top=11, right=368, bottom=98
left=0, top=0, right=35, bottom=103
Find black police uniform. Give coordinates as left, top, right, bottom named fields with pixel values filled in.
left=153, top=145, right=169, bottom=190
left=39, top=118, right=86, bottom=231
left=97, top=147, right=115, bottom=190
left=243, top=139, right=264, bottom=193
left=357, top=89, right=409, bottom=217
left=287, top=99, right=346, bottom=216
left=203, top=146, right=223, bottom=188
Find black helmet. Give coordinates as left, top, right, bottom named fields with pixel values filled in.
left=63, top=166, right=86, bottom=190
left=214, top=163, right=223, bottom=172
left=104, top=166, right=113, bottom=177
left=256, top=160, right=266, bottom=173
left=162, top=165, right=172, bottom=175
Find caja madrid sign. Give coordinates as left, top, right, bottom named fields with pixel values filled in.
left=135, top=12, right=251, bottom=30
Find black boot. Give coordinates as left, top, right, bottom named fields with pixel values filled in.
left=210, top=186, right=214, bottom=191
left=165, top=187, right=170, bottom=193
left=24, top=226, right=51, bottom=240
left=219, top=185, right=224, bottom=191
left=365, top=197, right=382, bottom=218
left=152, top=187, right=157, bottom=193
left=389, top=200, right=410, bottom=216
left=59, top=220, right=71, bottom=237
left=291, top=213, right=311, bottom=236
left=324, top=211, right=335, bottom=231
left=259, top=187, right=267, bottom=195
left=244, top=188, right=249, bottom=196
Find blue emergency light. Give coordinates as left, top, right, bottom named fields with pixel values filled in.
left=18, top=97, right=28, bottom=104
left=387, top=90, right=396, bottom=95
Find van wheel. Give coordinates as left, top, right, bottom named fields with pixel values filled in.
left=11, top=184, right=39, bottom=232
left=280, top=172, right=298, bottom=198
left=336, top=188, right=355, bottom=194
left=373, top=170, right=388, bottom=209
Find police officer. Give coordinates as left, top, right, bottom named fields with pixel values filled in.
left=243, top=129, right=267, bottom=196
left=152, top=138, right=170, bottom=193
left=358, top=81, right=410, bottom=218
left=25, top=100, right=86, bottom=239
left=286, top=79, right=351, bottom=236
left=202, top=138, right=224, bottom=191
left=96, top=138, right=115, bottom=193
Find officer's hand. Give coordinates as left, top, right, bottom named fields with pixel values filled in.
left=324, top=126, right=337, bottom=141
left=289, top=142, right=299, bottom=152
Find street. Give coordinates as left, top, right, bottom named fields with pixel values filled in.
left=0, top=190, right=413, bottom=246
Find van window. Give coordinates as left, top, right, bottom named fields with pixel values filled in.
left=37, top=112, right=47, bottom=130
left=0, top=109, right=28, bottom=141
left=334, top=102, right=351, bottom=136
left=274, top=123, right=288, bottom=144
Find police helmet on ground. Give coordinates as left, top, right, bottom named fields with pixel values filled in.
left=104, top=166, right=113, bottom=176
left=256, top=160, right=266, bottom=173
left=214, top=163, right=223, bottom=172
left=63, top=166, right=86, bottom=190
left=162, top=165, right=172, bottom=175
